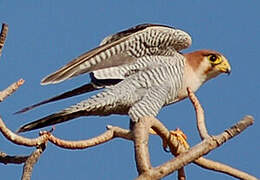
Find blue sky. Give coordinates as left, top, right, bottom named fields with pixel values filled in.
left=0, top=1, right=259, bottom=179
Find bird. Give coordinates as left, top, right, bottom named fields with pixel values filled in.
left=17, top=23, right=231, bottom=133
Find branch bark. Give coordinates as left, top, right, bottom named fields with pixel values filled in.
left=0, top=117, right=48, bottom=147
left=0, top=79, right=25, bottom=102
left=21, top=143, right=46, bottom=180
left=0, top=152, right=28, bottom=165
left=133, top=118, right=153, bottom=174
left=0, top=23, right=8, bottom=58
left=136, top=116, right=254, bottom=180
left=45, top=125, right=132, bottom=149
left=187, top=87, right=209, bottom=139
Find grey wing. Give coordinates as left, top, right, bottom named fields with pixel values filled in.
left=41, top=24, right=191, bottom=85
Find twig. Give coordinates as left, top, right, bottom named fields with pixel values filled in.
left=44, top=125, right=132, bottom=149
left=178, top=168, right=186, bottom=180
left=0, top=116, right=48, bottom=147
left=194, top=157, right=258, bottom=180
left=0, top=151, right=28, bottom=165
left=0, top=23, right=8, bottom=58
left=21, top=143, right=46, bottom=180
left=187, top=87, right=209, bottom=139
left=0, top=79, right=25, bottom=102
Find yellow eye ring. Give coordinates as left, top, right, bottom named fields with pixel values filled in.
left=208, top=54, right=222, bottom=64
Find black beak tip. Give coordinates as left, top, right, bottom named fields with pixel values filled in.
left=226, top=70, right=231, bottom=75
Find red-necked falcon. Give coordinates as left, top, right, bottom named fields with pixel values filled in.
left=17, top=24, right=231, bottom=133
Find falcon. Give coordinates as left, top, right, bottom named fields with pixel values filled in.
left=17, top=24, right=231, bottom=133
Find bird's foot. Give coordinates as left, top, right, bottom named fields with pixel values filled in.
left=169, top=128, right=189, bottom=149
left=149, top=128, right=189, bottom=153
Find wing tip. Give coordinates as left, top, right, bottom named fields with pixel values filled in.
left=14, top=107, right=31, bottom=114
left=16, top=126, right=27, bottom=133
left=41, top=76, right=55, bottom=85
left=40, top=80, right=49, bottom=86
left=40, top=77, right=62, bottom=85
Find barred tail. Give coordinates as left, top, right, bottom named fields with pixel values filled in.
left=16, top=110, right=85, bottom=133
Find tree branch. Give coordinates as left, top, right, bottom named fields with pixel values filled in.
left=136, top=116, right=254, bottom=180
left=0, top=117, right=48, bottom=147
left=187, top=88, right=257, bottom=179
left=21, top=143, right=46, bottom=180
left=0, top=152, right=28, bottom=165
left=0, top=79, right=25, bottom=102
left=194, top=157, right=258, bottom=180
left=0, top=23, right=8, bottom=58
left=133, top=118, right=153, bottom=175
left=45, top=125, right=132, bottom=149
left=187, top=87, right=209, bottom=139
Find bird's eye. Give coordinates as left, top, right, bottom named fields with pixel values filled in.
left=208, top=54, right=222, bottom=64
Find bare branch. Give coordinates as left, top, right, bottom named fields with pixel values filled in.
left=0, top=152, right=28, bottom=165
left=0, top=79, right=25, bottom=102
left=21, top=143, right=46, bottom=180
left=0, top=116, right=48, bottom=147
left=139, top=116, right=253, bottom=180
left=178, top=168, right=186, bottom=180
left=45, top=125, right=132, bottom=149
left=194, top=157, right=258, bottom=180
left=133, top=117, right=153, bottom=174
left=187, top=87, right=209, bottom=139
left=223, top=115, right=254, bottom=139
left=186, top=89, right=257, bottom=180
left=0, top=25, right=24, bottom=102
left=0, top=23, right=8, bottom=58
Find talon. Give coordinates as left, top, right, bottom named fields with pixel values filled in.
left=163, top=146, right=171, bottom=153
left=149, top=128, right=157, bottom=135
left=149, top=128, right=169, bottom=152
left=49, top=126, right=55, bottom=133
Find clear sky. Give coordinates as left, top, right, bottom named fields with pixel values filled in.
left=0, top=1, right=259, bottom=179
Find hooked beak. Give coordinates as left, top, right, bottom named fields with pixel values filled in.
left=215, top=57, right=231, bottom=75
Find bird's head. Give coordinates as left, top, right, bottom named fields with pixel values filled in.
left=184, top=49, right=231, bottom=83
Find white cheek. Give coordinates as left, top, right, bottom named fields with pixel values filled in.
left=196, top=58, right=210, bottom=81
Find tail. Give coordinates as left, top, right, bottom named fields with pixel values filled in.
left=17, top=109, right=86, bottom=133
left=15, top=83, right=98, bottom=114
